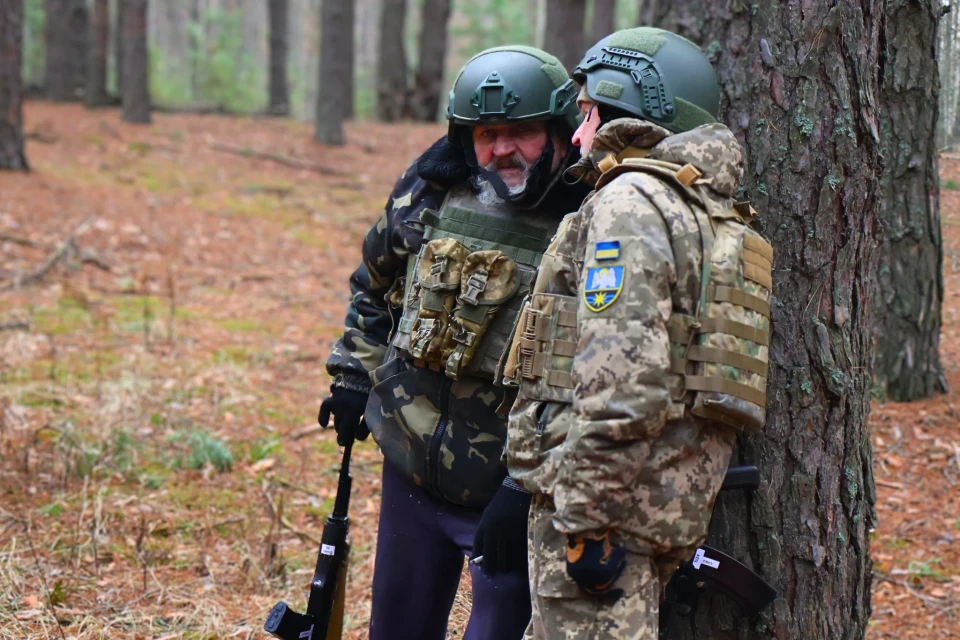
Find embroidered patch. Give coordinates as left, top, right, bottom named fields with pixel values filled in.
left=594, top=240, right=620, bottom=261
left=583, top=265, right=624, bottom=312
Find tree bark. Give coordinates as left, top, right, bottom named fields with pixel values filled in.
left=268, top=0, right=289, bottom=115
left=121, top=0, right=150, bottom=123
left=377, top=0, right=408, bottom=122
left=545, top=0, right=586, bottom=72
left=655, top=3, right=880, bottom=639
left=408, top=0, right=450, bottom=121
left=591, top=0, right=616, bottom=44
left=45, top=0, right=88, bottom=101
left=85, top=0, right=110, bottom=107
left=638, top=0, right=661, bottom=25
left=0, top=0, right=29, bottom=170
left=315, top=0, right=353, bottom=145
left=873, top=0, right=946, bottom=401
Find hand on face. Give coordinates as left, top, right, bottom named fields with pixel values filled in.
left=572, top=101, right=601, bottom=158
left=472, top=122, right=549, bottom=188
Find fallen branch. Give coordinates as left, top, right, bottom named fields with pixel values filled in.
left=290, top=424, right=324, bottom=441
left=0, top=320, right=30, bottom=332
left=207, top=138, right=341, bottom=176
left=0, top=234, right=43, bottom=249
left=2, top=217, right=109, bottom=290
left=25, top=130, right=59, bottom=144
left=875, top=480, right=904, bottom=490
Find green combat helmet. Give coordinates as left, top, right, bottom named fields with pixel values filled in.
left=446, top=46, right=581, bottom=140
left=573, top=27, right=720, bottom=133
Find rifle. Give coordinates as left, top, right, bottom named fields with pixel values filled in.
left=658, top=465, right=778, bottom=639
left=264, top=441, right=353, bottom=640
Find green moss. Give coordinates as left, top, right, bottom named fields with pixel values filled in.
left=794, top=113, right=814, bottom=136
left=943, top=179, right=959, bottom=191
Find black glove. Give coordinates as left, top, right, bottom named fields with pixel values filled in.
left=472, top=480, right=532, bottom=575
left=566, top=531, right=627, bottom=600
left=318, top=387, right=370, bottom=446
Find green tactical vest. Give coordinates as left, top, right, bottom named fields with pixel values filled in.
left=390, top=185, right=562, bottom=381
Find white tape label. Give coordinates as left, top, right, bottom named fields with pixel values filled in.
left=692, top=548, right=719, bottom=570
left=321, top=544, right=336, bottom=556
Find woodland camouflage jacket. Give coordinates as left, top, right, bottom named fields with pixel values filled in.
left=506, top=120, right=742, bottom=555
left=326, top=138, right=582, bottom=507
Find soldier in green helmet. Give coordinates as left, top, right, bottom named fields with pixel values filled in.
left=319, top=46, right=589, bottom=639
left=503, top=27, right=771, bottom=638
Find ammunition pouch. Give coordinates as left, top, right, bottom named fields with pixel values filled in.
left=391, top=186, right=558, bottom=381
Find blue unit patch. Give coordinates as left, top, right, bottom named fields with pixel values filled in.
left=583, top=265, right=624, bottom=312
left=594, top=240, right=620, bottom=261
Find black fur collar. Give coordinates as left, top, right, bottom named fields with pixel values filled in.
left=415, top=136, right=471, bottom=186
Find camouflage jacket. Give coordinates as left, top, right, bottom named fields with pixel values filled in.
left=327, top=137, right=585, bottom=508
left=506, top=120, right=741, bottom=555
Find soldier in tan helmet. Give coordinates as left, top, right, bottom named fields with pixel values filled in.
left=502, top=27, right=773, bottom=638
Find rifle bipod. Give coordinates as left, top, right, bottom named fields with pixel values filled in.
left=658, top=466, right=778, bottom=639
left=264, top=441, right=354, bottom=640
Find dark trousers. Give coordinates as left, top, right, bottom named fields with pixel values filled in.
left=369, top=459, right=532, bottom=640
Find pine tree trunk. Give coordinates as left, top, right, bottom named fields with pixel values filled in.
left=873, top=0, right=946, bottom=401
left=86, top=0, right=110, bottom=107
left=638, top=0, right=661, bottom=25
left=0, top=0, right=29, bottom=170
left=545, top=0, right=586, bottom=72
left=590, top=0, right=615, bottom=44
left=268, top=0, right=289, bottom=115
left=315, top=0, right=353, bottom=145
left=121, top=0, right=150, bottom=123
left=408, top=0, right=450, bottom=122
left=377, top=0, right=408, bottom=122
left=46, top=0, right=87, bottom=101
left=655, top=3, right=881, bottom=638
left=115, top=0, right=125, bottom=96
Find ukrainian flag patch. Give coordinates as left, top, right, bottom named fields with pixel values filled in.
left=584, top=265, right=624, bottom=312
left=594, top=241, right=620, bottom=261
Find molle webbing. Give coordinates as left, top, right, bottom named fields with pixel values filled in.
left=420, top=207, right=553, bottom=266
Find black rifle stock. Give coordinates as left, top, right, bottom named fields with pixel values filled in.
left=659, top=465, right=778, bottom=639
left=264, top=441, right=353, bottom=640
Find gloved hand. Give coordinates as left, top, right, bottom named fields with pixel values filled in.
left=472, top=480, right=532, bottom=575
left=318, top=387, right=370, bottom=446
left=566, top=530, right=627, bottom=599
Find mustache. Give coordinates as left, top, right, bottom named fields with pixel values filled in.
left=485, top=154, right=530, bottom=172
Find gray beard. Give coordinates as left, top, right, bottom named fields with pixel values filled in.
left=472, top=175, right=529, bottom=206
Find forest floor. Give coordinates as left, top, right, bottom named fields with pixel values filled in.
left=0, top=102, right=957, bottom=639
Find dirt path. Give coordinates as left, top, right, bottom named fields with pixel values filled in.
left=0, top=103, right=957, bottom=638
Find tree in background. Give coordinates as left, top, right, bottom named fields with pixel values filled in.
left=377, top=0, right=408, bottom=121
left=637, top=0, right=659, bottom=25
left=873, top=0, right=946, bottom=401
left=115, top=0, right=125, bottom=96
left=545, top=0, right=586, bottom=72
left=315, top=0, right=354, bottom=144
left=121, top=0, right=150, bottom=123
left=940, top=2, right=960, bottom=147
left=409, top=0, right=451, bottom=122
left=268, top=0, right=289, bottom=116
left=85, top=0, right=109, bottom=107
left=0, top=0, right=28, bottom=170
left=590, top=0, right=616, bottom=44
left=654, top=2, right=881, bottom=637
left=45, top=0, right=87, bottom=101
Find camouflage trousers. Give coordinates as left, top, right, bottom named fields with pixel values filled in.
left=525, top=496, right=683, bottom=640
